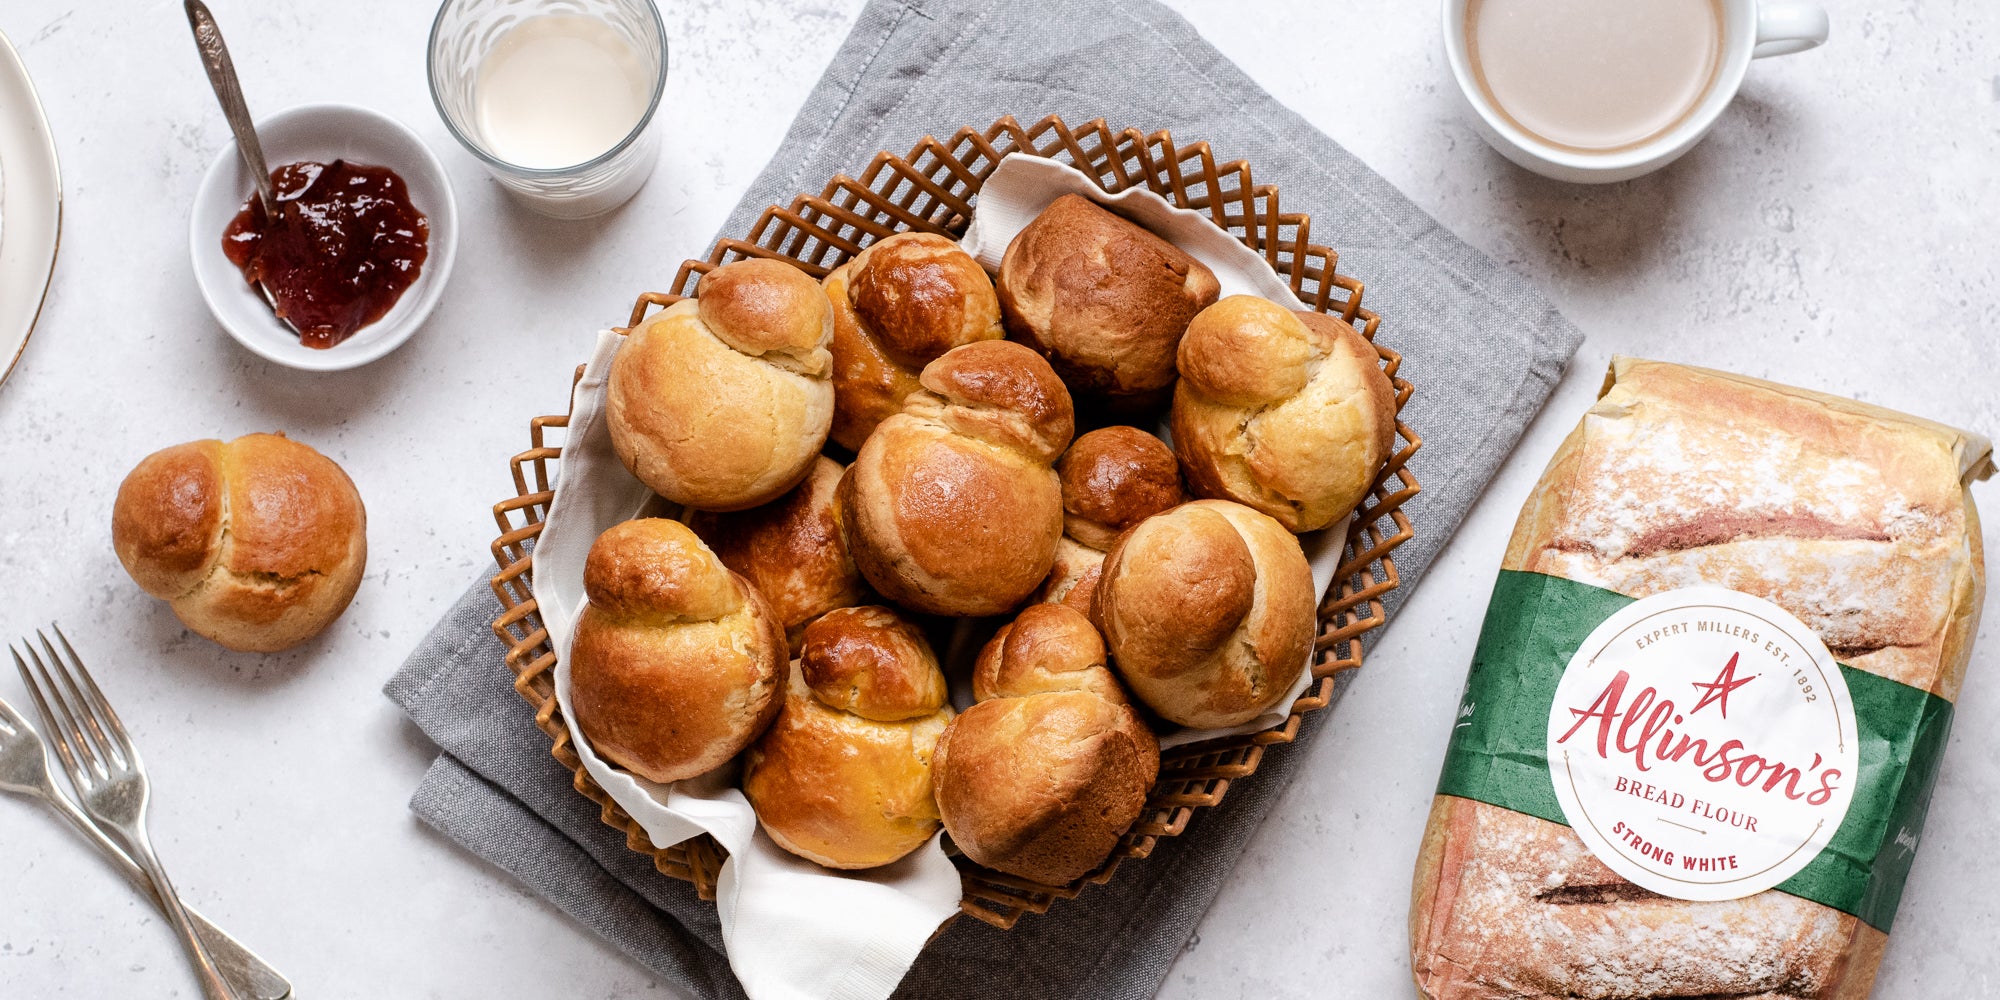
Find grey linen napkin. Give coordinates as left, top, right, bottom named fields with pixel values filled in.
left=385, top=1, right=1585, bottom=997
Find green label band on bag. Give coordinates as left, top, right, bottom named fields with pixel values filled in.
left=1436, top=570, right=1955, bottom=932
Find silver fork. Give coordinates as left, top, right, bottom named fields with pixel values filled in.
left=13, top=628, right=243, bottom=1000
left=0, top=679, right=291, bottom=999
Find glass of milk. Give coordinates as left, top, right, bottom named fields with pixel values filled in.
left=428, top=0, right=667, bottom=219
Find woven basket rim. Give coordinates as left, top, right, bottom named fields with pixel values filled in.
left=486, top=114, right=1424, bottom=930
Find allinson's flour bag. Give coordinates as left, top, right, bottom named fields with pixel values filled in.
left=1411, top=357, right=1991, bottom=999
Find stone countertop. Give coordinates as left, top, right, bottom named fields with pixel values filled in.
left=0, top=1, right=1993, bottom=996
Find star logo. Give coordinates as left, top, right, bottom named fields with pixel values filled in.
left=1689, top=652, right=1756, bottom=718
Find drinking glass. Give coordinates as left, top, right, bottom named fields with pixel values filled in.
left=428, top=0, right=667, bottom=219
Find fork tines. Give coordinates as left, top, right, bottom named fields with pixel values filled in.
left=11, top=627, right=133, bottom=788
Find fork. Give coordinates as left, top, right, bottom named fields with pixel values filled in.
left=0, top=681, right=291, bottom=999
left=13, top=628, right=243, bottom=1000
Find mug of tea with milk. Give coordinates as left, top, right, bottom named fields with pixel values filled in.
left=1442, top=0, right=1828, bottom=183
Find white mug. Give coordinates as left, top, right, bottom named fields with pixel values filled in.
left=1442, top=0, right=1829, bottom=183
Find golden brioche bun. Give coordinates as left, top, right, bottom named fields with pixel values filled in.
left=609, top=258, right=834, bottom=511
left=1093, top=499, right=1315, bottom=728
left=997, top=193, right=1220, bottom=402
left=841, top=340, right=1074, bottom=616
left=111, top=433, right=366, bottom=653
left=741, top=606, right=953, bottom=869
left=1171, top=295, right=1394, bottom=532
left=935, top=604, right=1160, bottom=884
left=569, top=519, right=786, bottom=784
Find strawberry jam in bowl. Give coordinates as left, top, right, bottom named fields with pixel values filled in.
left=222, top=159, right=430, bottom=350
left=190, top=103, right=457, bottom=372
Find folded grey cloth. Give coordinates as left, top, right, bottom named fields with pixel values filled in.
left=384, top=0, right=1585, bottom=997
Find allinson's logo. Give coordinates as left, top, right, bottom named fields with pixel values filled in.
left=1554, top=652, right=1842, bottom=807
left=1688, top=653, right=1754, bottom=718
left=1545, top=587, right=1858, bottom=902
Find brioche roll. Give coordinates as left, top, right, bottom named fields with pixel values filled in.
left=609, top=258, right=834, bottom=511
left=569, top=519, right=786, bottom=784
left=741, top=606, right=953, bottom=869
left=841, top=340, right=1074, bottom=616
left=997, top=193, right=1220, bottom=402
left=685, top=456, right=866, bottom=654
left=822, top=232, right=1004, bottom=451
left=1034, top=427, right=1188, bottom=619
left=934, top=603, right=1160, bottom=885
left=111, top=433, right=367, bottom=653
left=1093, top=499, right=1315, bottom=729
left=1171, top=295, right=1395, bottom=532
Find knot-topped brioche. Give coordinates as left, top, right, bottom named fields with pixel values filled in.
left=798, top=606, right=949, bottom=722
left=1033, top=427, right=1189, bottom=620
left=111, top=433, right=367, bottom=653
left=823, top=232, right=1003, bottom=450
left=582, top=518, right=742, bottom=622
left=1177, top=296, right=1324, bottom=403
left=935, top=604, right=1161, bottom=885
left=1057, top=427, right=1188, bottom=550
left=686, top=456, right=865, bottom=655
left=997, top=193, right=1221, bottom=401
left=569, top=519, right=786, bottom=784
left=742, top=605, right=954, bottom=869
left=609, top=258, right=834, bottom=512
left=971, top=603, right=1126, bottom=705
left=909, top=338, right=1075, bottom=463
left=697, top=258, right=837, bottom=370
left=1171, top=295, right=1396, bottom=533
left=1093, top=500, right=1316, bottom=729
left=840, top=341, right=1075, bottom=616
left=849, top=234, right=1002, bottom=366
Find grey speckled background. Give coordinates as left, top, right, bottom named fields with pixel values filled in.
left=0, top=1, right=1992, bottom=996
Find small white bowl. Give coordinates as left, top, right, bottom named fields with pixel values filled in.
left=189, top=103, right=457, bottom=371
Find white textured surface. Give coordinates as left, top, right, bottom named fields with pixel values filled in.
left=0, top=1, right=1993, bottom=997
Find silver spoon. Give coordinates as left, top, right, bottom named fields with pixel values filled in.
left=184, top=0, right=301, bottom=337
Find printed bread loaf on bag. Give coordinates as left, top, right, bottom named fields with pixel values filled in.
left=1411, top=357, right=1989, bottom=1000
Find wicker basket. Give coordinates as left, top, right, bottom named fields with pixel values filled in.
left=488, top=115, right=1422, bottom=930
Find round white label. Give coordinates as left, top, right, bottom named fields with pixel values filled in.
left=1545, top=586, right=1857, bottom=901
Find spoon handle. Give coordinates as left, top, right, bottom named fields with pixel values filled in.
left=184, top=0, right=277, bottom=215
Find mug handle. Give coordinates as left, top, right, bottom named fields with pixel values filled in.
left=1754, top=3, right=1830, bottom=59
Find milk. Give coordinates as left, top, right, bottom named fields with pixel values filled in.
left=474, top=14, right=652, bottom=170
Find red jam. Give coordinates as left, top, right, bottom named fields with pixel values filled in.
left=222, top=160, right=429, bottom=349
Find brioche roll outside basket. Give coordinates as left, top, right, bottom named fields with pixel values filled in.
left=1172, top=295, right=1395, bottom=533
left=1411, top=358, right=1991, bottom=1000
left=822, top=232, right=1004, bottom=451
left=841, top=339, right=1074, bottom=616
left=685, top=455, right=866, bottom=655
left=1093, top=499, right=1315, bottom=729
left=742, top=606, right=953, bottom=869
left=1034, top=426, right=1188, bottom=620
left=569, top=519, right=786, bottom=785
left=997, top=193, right=1220, bottom=403
left=934, top=603, right=1160, bottom=885
left=609, top=257, right=834, bottom=512
left=111, top=432, right=366, bottom=653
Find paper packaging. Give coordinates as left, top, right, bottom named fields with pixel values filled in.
left=1411, top=357, right=1991, bottom=999
left=530, top=153, right=1383, bottom=1000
